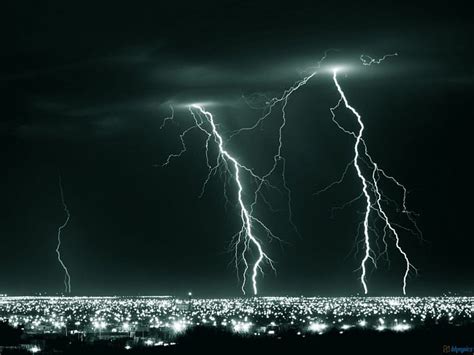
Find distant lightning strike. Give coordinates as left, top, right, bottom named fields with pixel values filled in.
left=56, top=175, right=72, bottom=294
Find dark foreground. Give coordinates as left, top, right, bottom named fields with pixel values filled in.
left=1, top=322, right=473, bottom=355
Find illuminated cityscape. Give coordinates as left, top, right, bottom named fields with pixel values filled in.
left=1, top=296, right=472, bottom=351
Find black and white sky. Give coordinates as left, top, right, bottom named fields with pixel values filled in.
left=1, top=1, right=473, bottom=296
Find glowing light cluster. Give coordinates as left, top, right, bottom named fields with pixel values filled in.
left=232, top=320, right=253, bottom=333
left=29, top=346, right=41, bottom=353
left=0, top=296, right=471, bottom=340
left=308, top=321, right=328, bottom=333
left=391, top=323, right=411, bottom=332
left=171, top=320, right=187, bottom=333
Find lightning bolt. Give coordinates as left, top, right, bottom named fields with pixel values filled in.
left=159, top=104, right=175, bottom=130
left=332, top=68, right=377, bottom=294
left=162, top=105, right=277, bottom=295
left=328, top=66, right=417, bottom=295
left=243, top=50, right=419, bottom=294
left=56, top=174, right=72, bottom=294
left=360, top=53, right=398, bottom=66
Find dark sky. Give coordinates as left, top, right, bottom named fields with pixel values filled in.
left=1, top=1, right=472, bottom=296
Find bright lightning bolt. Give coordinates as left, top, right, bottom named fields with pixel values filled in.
left=194, top=105, right=275, bottom=295
left=328, top=66, right=417, bottom=295
left=162, top=105, right=277, bottom=295
left=56, top=174, right=72, bottom=294
left=332, top=68, right=377, bottom=294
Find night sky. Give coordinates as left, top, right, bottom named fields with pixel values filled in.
left=1, top=1, right=472, bottom=296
